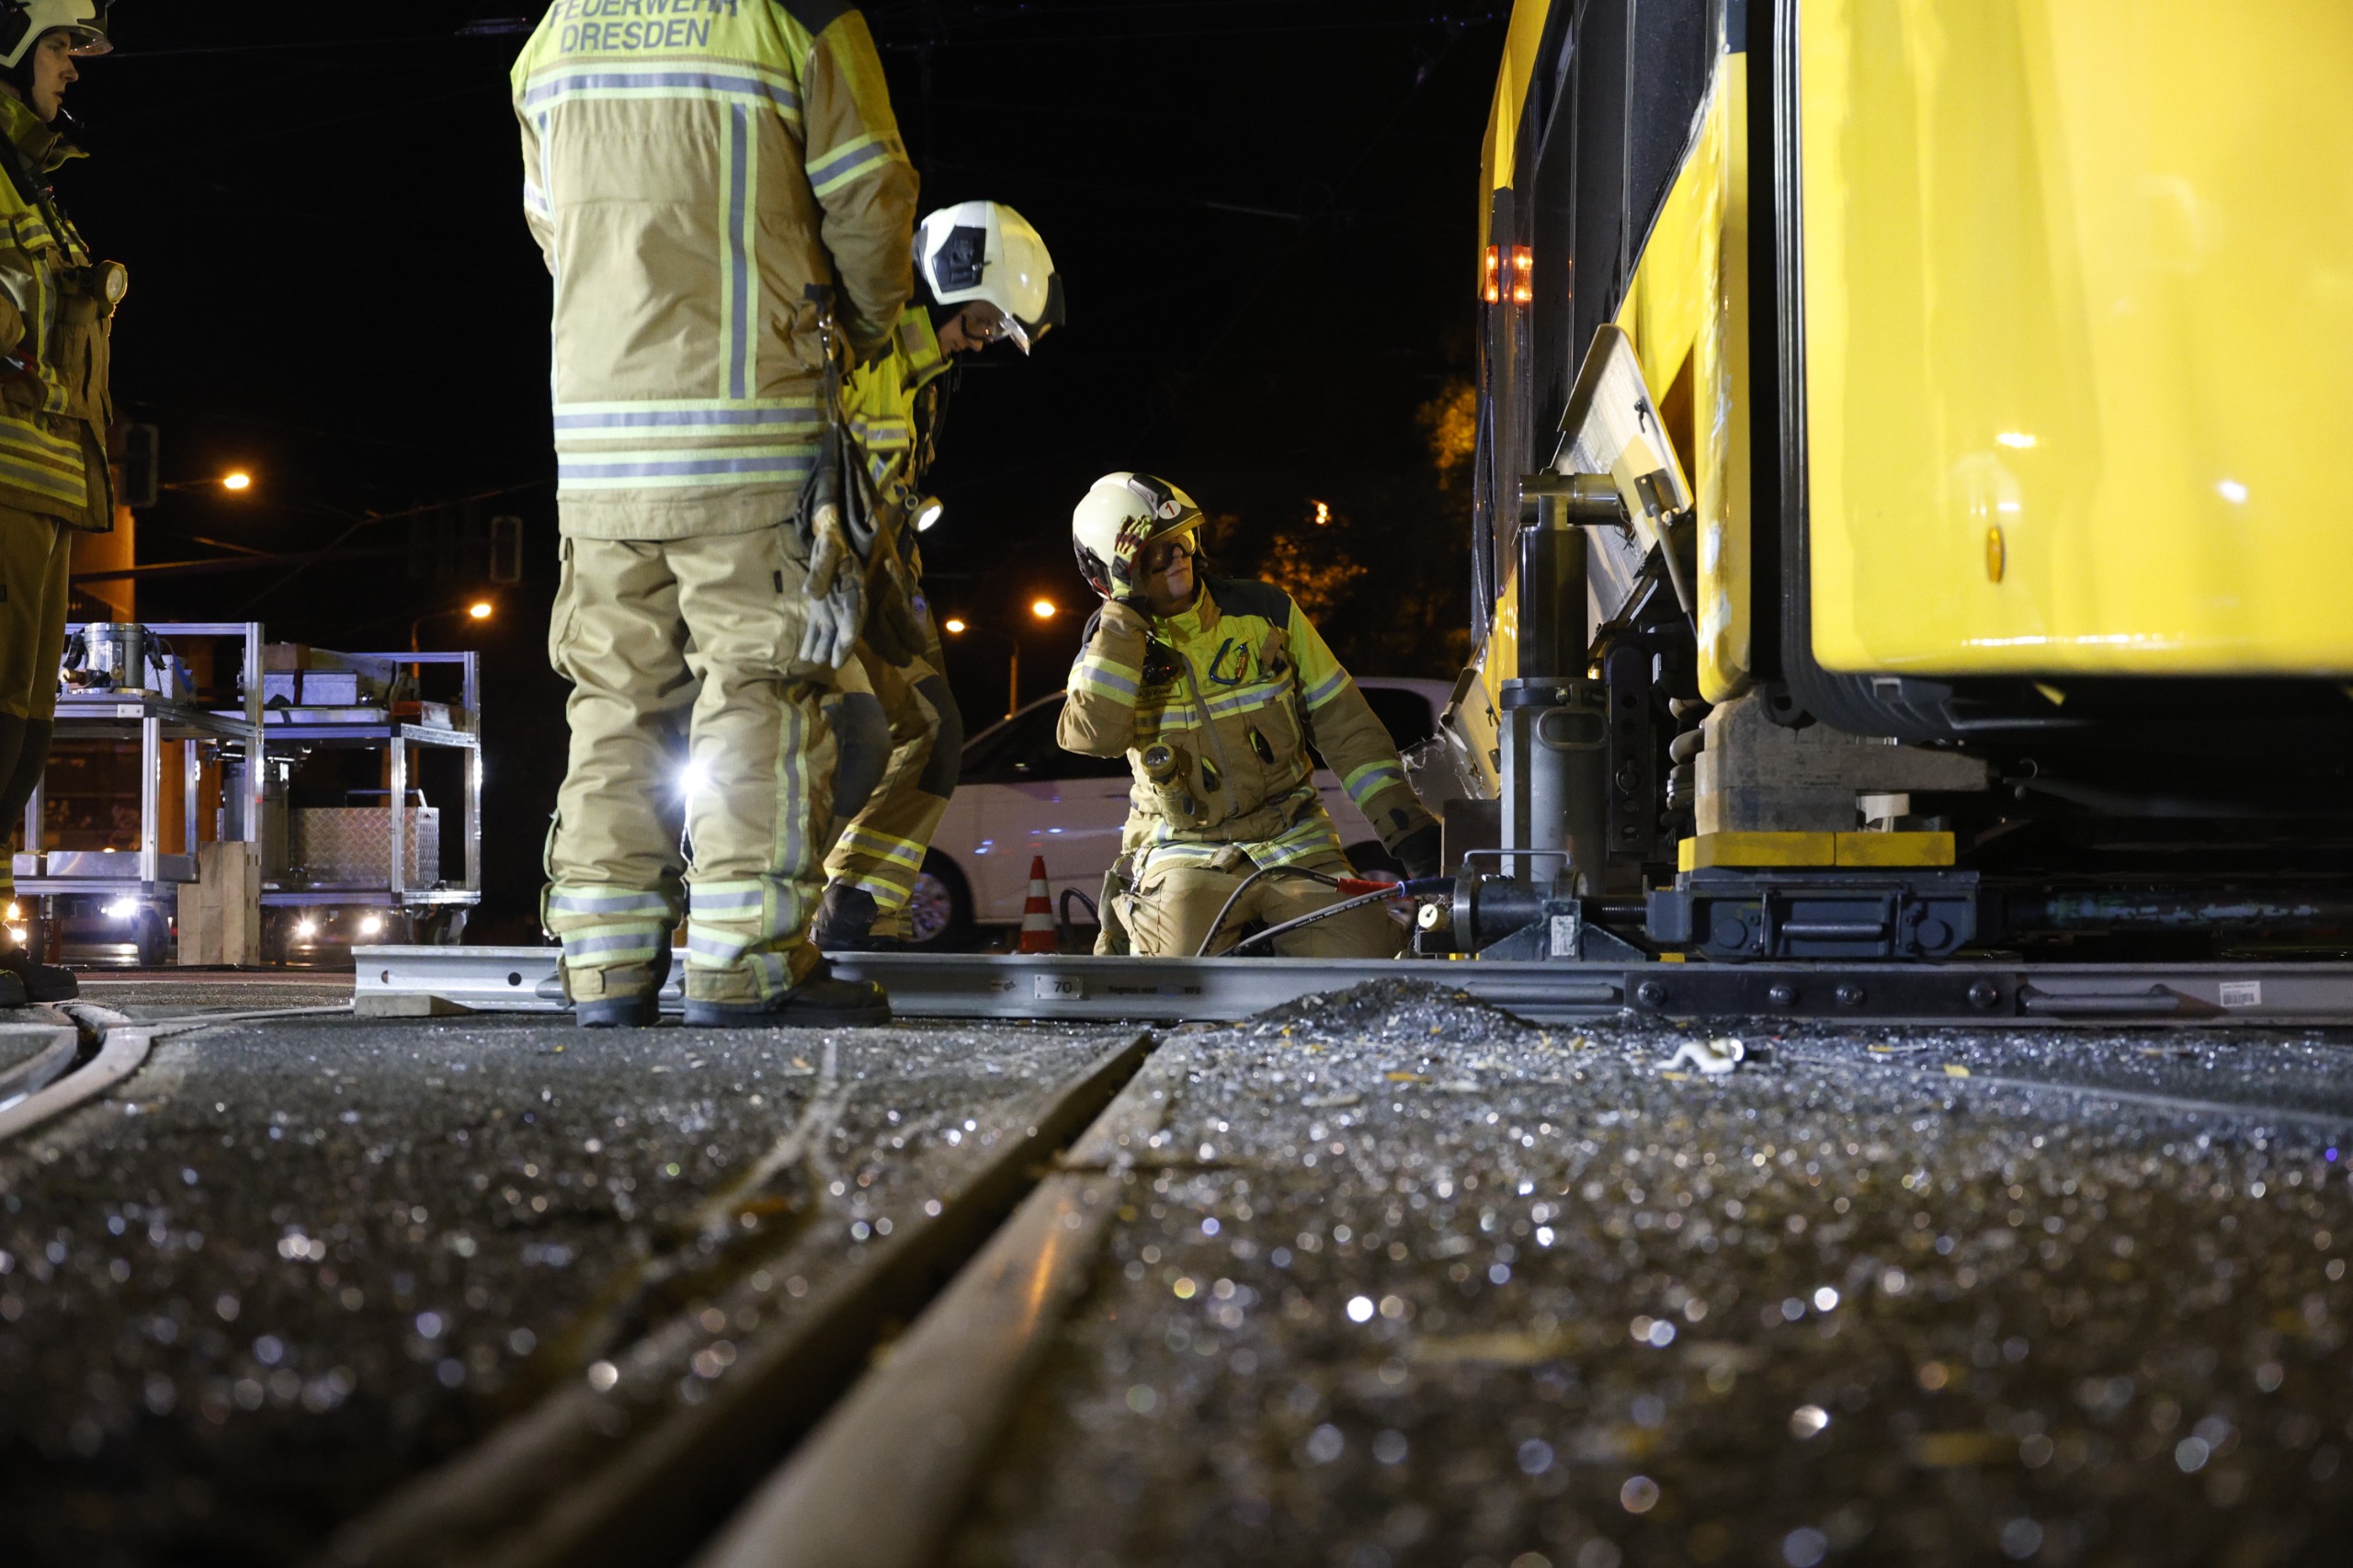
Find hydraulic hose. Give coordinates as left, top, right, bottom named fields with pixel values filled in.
left=1193, top=866, right=1339, bottom=958
left=1222, top=877, right=1453, bottom=957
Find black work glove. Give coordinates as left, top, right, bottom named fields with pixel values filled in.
left=1393, top=823, right=1442, bottom=881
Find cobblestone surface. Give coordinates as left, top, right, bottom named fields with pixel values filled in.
left=951, top=982, right=2353, bottom=1568
left=0, top=1008, right=1115, bottom=1567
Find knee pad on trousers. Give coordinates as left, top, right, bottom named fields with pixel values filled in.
left=915, top=676, right=963, bottom=800
left=831, top=690, right=891, bottom=822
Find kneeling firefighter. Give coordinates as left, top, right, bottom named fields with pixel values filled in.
left=1058, top=474, right=1440, bottom=958
left=0, top=2, right=119, bottom=1009
left=817, top=200, right=1063, bottom=949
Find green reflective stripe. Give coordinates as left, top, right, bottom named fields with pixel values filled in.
left=849, top=870, right=913, bottom=906
left=549, top=888, right=673, bottom=916
left=687, top=928, right=751, bottom=964
left=849, top=415, right=913, bottom=449
left=558, top=444, right=817, bottom=491
left=0, top=446, right=85, bottom=508
left=1343, top=760, right=1407, bottom=803
left=773, top=699, right=813, bottom=885
left=1141, top=840, right=1222, bottom=872
left=1199, top=679, right=1289, bottom=720
left=690, top=881, right=767, bottom=915
left=1302, top=670, right=1351, bottom=709
left=1080, top=652, right=1142, bottom=682
left=0, top=416, right=81, bottom=464
left=563, top=930, right=664, bottom=964
left=1251, top=812, right=1345, bottom=869
left=837, top=824, right=924, bottom=869
left=807, top=131, right=900, bottom=197
left=1073, top=664, right=1139, bottom=700
left=518, top=66, right=803, bottom=122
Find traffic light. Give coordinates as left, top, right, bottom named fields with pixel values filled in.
left=108, top=422, right=159, bottom=509
left=490, top=515, right=524, bottom=585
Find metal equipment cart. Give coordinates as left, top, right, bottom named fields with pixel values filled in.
left=13, top=623, right=266, bottom=966
left=258, top=649, right=482, bottom=954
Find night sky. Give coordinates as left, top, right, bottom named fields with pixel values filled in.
left=58, top=1, right=1506, bottom=937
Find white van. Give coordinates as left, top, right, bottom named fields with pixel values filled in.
left=903, top=678, right=1449, bottom=947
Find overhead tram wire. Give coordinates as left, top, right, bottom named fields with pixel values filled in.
left=104, top=79, right=510, bottom=174
left=231, top=478, right=554, bottom=615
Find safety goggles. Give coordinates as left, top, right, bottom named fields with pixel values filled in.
left=960, top=303, right=1012, bottom=347
left=1142, top=535, right=1196, bottom=571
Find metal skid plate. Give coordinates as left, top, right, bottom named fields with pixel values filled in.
left=351, top=947, right=2353, bottom=1028
left=1648, top=868, right=1981, bottom=961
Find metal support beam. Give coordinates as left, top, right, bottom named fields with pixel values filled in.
left=349, top=947, right=2353, bottom=1027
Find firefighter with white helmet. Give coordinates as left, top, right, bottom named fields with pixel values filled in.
left=1059, top=473, right=1441, bottom=958
left=815, top=200, right=1064, bottom=949
left=0, top=0, right=117, bottom=1009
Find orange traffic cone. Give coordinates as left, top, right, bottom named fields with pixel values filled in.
left=1017, top=855, right=1059, bottom=953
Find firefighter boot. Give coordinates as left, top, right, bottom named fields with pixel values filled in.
left=682, top=957, right=891, bottom=1028
left=569, top=944, right=672, bottom=1029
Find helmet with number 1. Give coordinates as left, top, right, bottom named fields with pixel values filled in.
left=1072, top=472, right=1203, bottom=600
left=915, top=200, right=1065, bottom=354
left=0, top=0, right=111, bottom=69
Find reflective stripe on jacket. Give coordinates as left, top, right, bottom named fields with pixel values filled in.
left=513, top=0, right=920, bottom=540
left=0, top=96, right=113, bottom=531
left=1059, top=577, right=1436, bottom=873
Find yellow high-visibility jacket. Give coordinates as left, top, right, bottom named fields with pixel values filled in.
left=0, top=95, right=114, bottom=530
left=512, top=1, right=919, bottom=540
left=1060, top=578, right=1436, bottom=873
left=842, top=304, right=949, bottom=515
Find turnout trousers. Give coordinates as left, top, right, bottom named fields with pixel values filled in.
left=1117, top=845, right=1404, bottom=960
left=544, top=527, right=835, bottom=1007
left=0, top=506, right=72, bottom=903
left=824, top=608, right=961, bottom=938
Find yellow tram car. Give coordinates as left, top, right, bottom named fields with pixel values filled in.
left=1446, top=0, right=2353, bottom=965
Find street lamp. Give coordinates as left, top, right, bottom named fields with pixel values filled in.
left=411, top=599, right=494, bottom=652
left=161, top=468, right=257, bottom=494
left=1030, top=597, right=1058, bottom=620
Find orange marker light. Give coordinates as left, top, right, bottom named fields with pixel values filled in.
left=1510, top=244, right=1534, bottom=304
left=1482, top=245, right=1501, bottom=304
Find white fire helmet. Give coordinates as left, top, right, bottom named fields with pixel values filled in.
left=1, top=0, right=112, bottom=70
left=915, top=200, right=1064, bottom=354
left=1072, top=472, right=1203, bottom=600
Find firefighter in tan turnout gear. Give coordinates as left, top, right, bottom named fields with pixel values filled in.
left=817, top=200, right=1063, bottom=949
left=1058, top=474, right=1442, bottom=958
left=0, top=2, right=116, bottom=1011
left=513, top=0, right=915, bottom=1027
